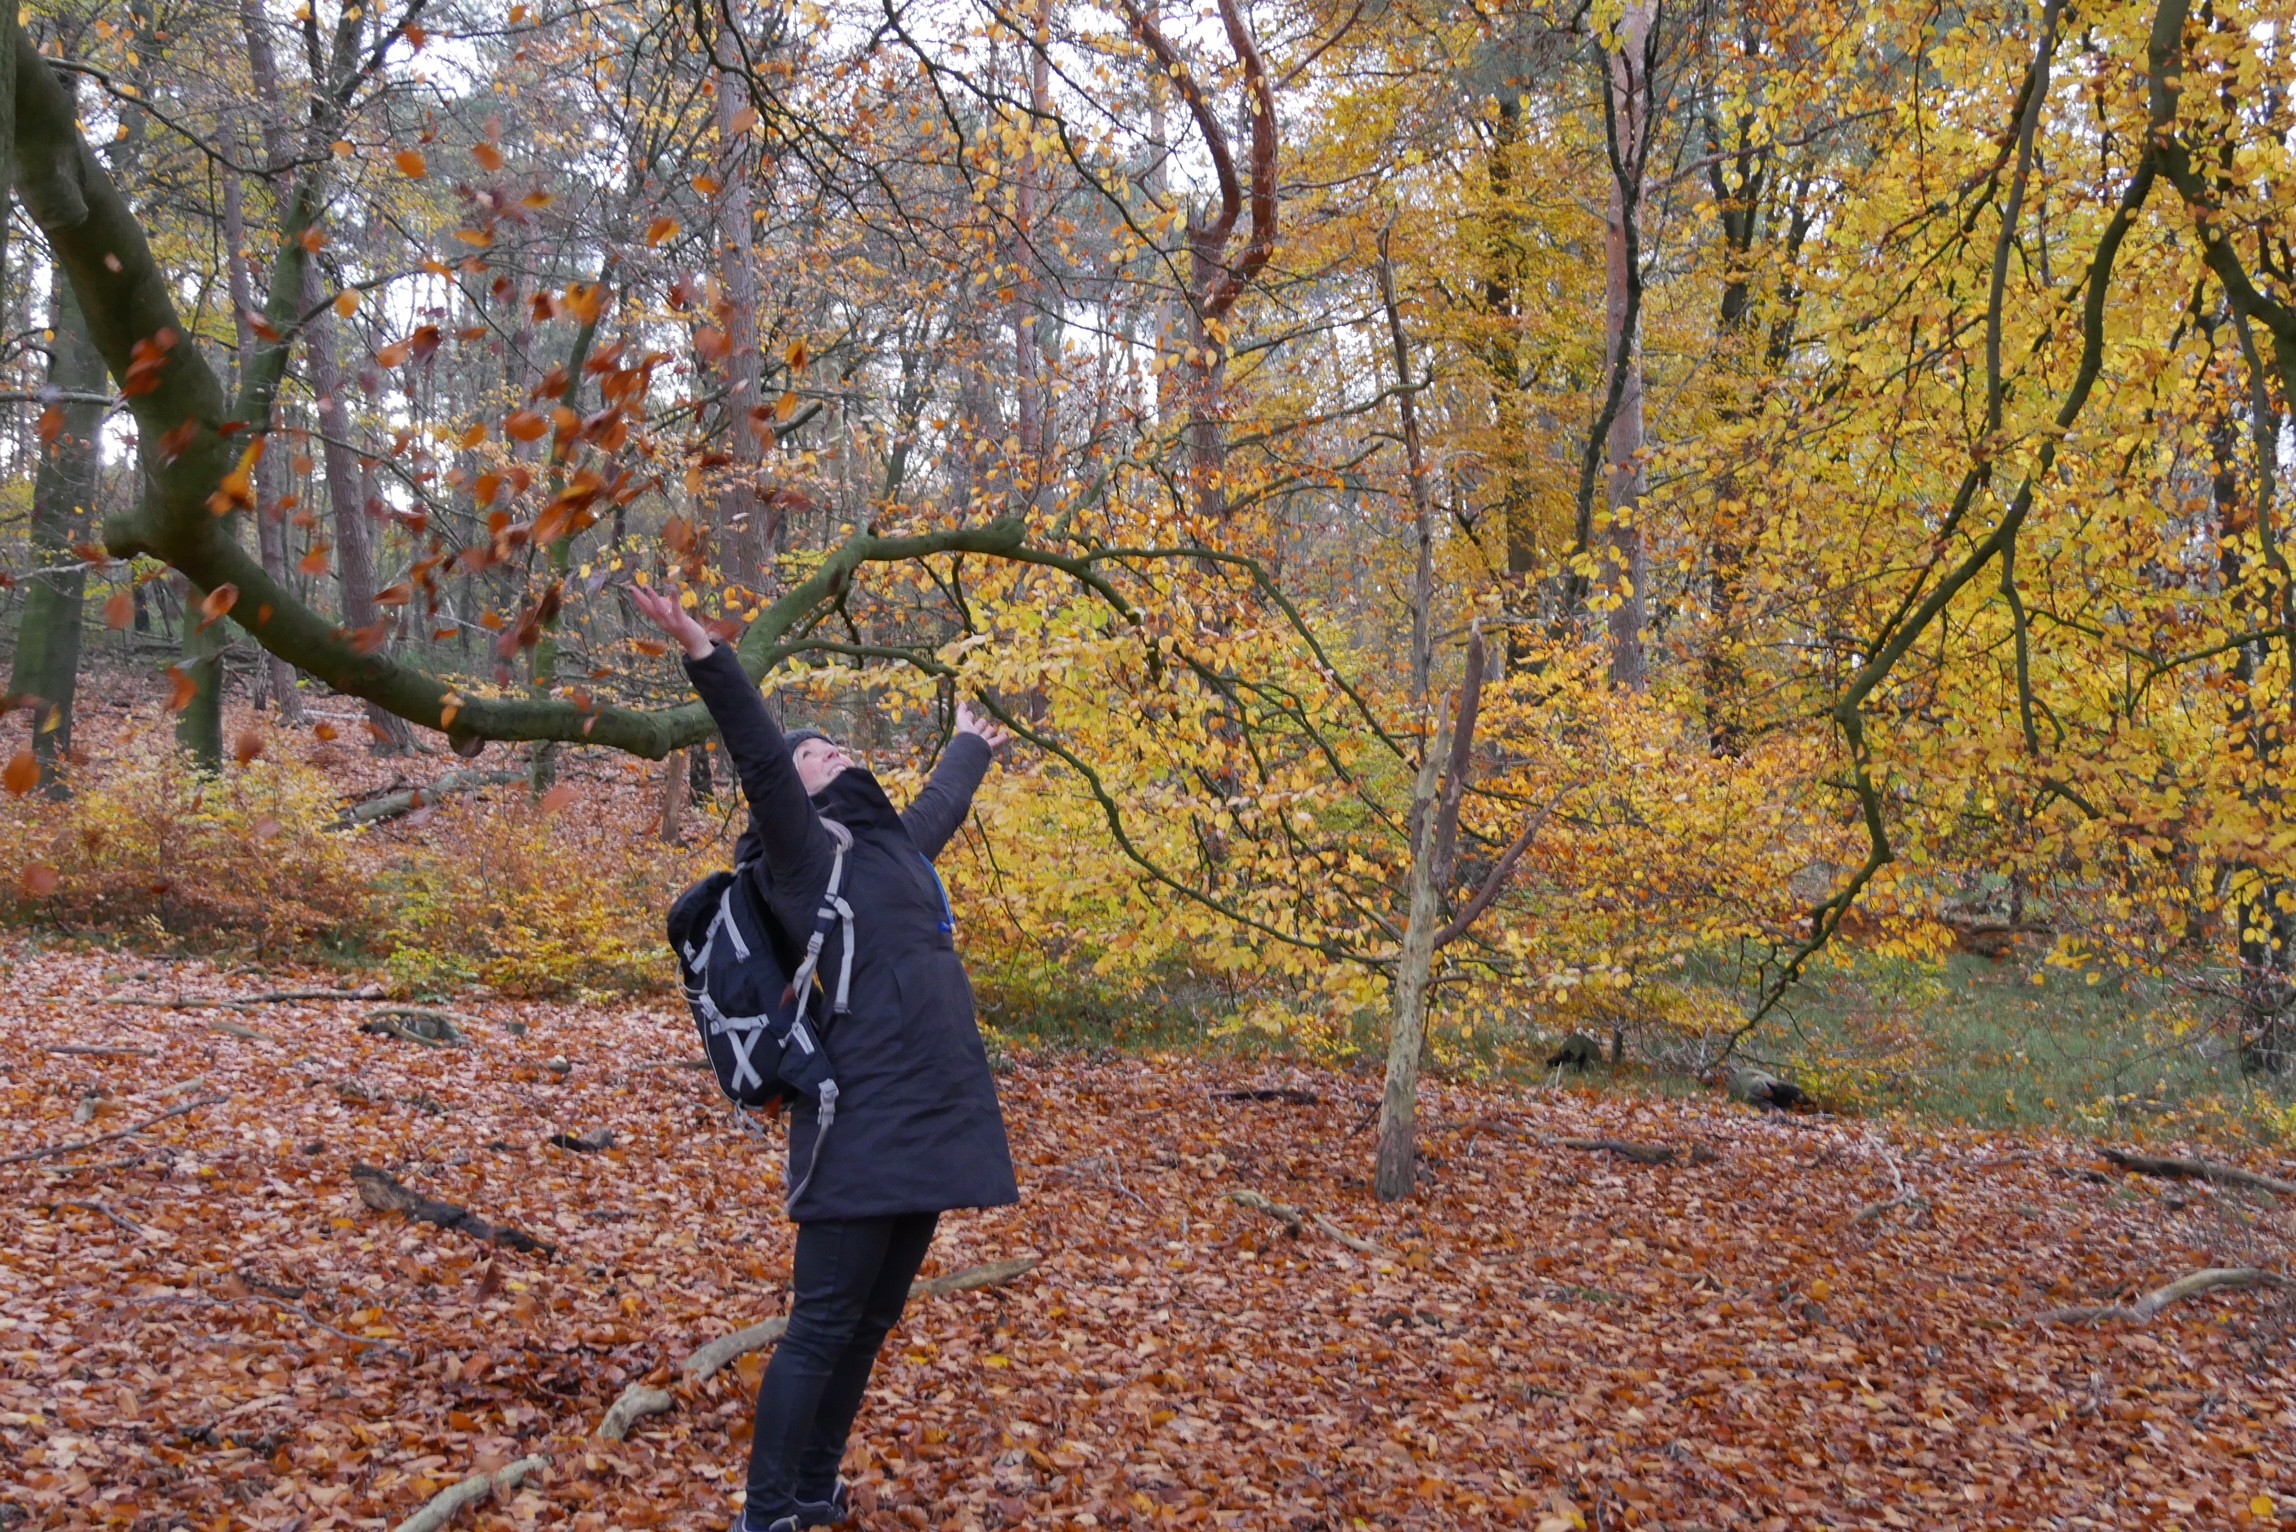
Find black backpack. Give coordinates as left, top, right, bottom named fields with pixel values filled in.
left=668, top=821, right=854, bottom=1210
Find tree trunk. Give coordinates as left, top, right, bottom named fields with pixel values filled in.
left=221, top=144, right=302, bottom=720
left=660, top=748, right=690, bottom=842
left=1375, top=732, right=1448, bottom=1202
left=301, top=263, right=411, bottom=752
left=175, top=578, right=227, bottom=765
left=712, top=66, right=767, bottom=590
left=9, top=281, right=102, bottom=790
left=1599, top=0, right=1654, bottom=692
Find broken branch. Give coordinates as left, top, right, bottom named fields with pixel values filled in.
left=2100, top=1148, right=2295, bottom=1197
left=1228, top=1188, right=1304, bottom=1235
left=349, top=1164, right=554, bottom=1255
left=2033, top=1267, right=2291, bottom=1326
left=1559, top=1136, right=1720, bottom=1167
left=0, top=1094, right=227, bottom=1167
left=390, top=1454, right=549, bottom=1532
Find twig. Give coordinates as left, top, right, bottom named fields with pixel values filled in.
left=134, top=1291, right=409, bottom=1355
left=2100, top=1148, right=2295, bottom=1198
left=96, top=987, right=386, bottom=1011
left=389, top=1454, right=548, bottom=1532
left=2033, top=1267, right=2291, bottom=1325
left=38, top=1199, right=143, bottom=1233
left=43, top=1045, right=159, bottom=1058
left=0, top=1095, right=227, bottom=1167
left=682, top=1317, right=790, bottom=1386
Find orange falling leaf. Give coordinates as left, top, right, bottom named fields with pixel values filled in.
left=37, top=407, right=64, bottom=445
left=198, top=584, right=240, bottom=629
left=104, top=592, right=135, bottom=630
left=539, top=783, right=578, bottom=815
left=232, top=731, right=265, bottom=765
left=299, top=544, right=333, bottom=577
left=4, top=751, right=40, bottom=796
left=474, top=142, right=506, bottom=172
left=335, top=290, right=361, bottom=317
left=19, top=863, right=59, bottom=898
left=646, top=217, right=680, bottom=248
left=165, top=666, right=199, bottom=713
left=313, top=721, right=340, bottom=742
left=394, top=148, right=429, bottom=178
left=504, top=410, right=549, bottom=443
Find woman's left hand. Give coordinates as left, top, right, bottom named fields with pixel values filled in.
left=955, top=701, right=1013, bottom=751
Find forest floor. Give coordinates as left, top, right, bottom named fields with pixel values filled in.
left=3, top=944, right=2294, bottom=1531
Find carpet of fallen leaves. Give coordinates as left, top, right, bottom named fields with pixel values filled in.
left=4, top=945, right=2294, bottom=1532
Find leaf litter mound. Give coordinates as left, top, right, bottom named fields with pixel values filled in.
left=3, top=946, right=2293, bottom=1530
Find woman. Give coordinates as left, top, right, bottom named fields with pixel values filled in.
left=631, top=585, right=1021, bottom=1532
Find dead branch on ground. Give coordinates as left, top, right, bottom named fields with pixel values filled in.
left=0, top=1095, right=227, bottom=1167
left=349, top=1164, right=554, bottom=1255
left=389, top=1454, right=548, bottom=1532
left=2033, top=1267, right=2291, bottom=1325
left=598, top=1256, right=1044, bottom=1440
left=1228, top=1188, right=1304, bottom=1235
left=2100, top=1148, right=2295, bottom=1197
left=339, top=769, right=524, bottom=829
left=1559, top=1136, right=1721, bottom=1166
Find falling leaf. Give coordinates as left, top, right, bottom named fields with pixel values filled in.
left=4, top=752, right=39, bottom=796
left=165, top=666, right=199, bottom=713
left=646, top=217, right=680, bottom=247
left=312, top=721, right=340, bottom=742
left=394, top=148, right=429, bottom=178
left=198, top=585, right=240, bottom=628
left=539, top=783, right=578, bottom=815
left=104, top=592, right=135, bottom=630
left=474, top=142, right=506, bottom=172
left=335, top=290, right=361, bottom=317
left=232, top=731, right=265, bottom=765
left=37, top=407, right=64, bottom=445
left=18, top=862, right=58, bottom=897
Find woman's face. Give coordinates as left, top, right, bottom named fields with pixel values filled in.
left=792, top=736, right=856, bottom=796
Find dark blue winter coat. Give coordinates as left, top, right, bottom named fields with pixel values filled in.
left=683, top=643, right=1020, bottom=1221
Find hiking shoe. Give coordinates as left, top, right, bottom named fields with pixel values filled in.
left=732, top=1512, right=799, bottom=1532
left=794, top=1481, right=851, bottom=1527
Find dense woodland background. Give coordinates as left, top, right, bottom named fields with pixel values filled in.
left=3, top=0, right=2296, bottom=1520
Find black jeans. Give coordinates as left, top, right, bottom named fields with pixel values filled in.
left=744, top=1212, right=939, bottom=1523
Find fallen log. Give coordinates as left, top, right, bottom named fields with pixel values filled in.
left=1560, top=1136, right=1720, bottom=1167
left=389, top=1454, right=548, bottom=1532
left=349, top=1164, right=554, bottom=1256
left=360, top=1011, right=469, bottom=1048
left=0, top=1095, right=227, bottom=1167
left=2100, top=1148, right=2295, bottom=1198
left=2033, top=1267, right=2291, bottom=1326
left=1228, top=1188, right=1304, bottom=1236
left=547, top=1128, right=617, bottom=1154
left=1214, top=1087, right=1320, bottom=1105
left=340, top=769, right=525, bottom=829
left=43, top=1044, right=158, bottom=1058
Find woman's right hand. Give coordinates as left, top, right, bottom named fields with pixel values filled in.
left=628, top=582, right=716, bottom=660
